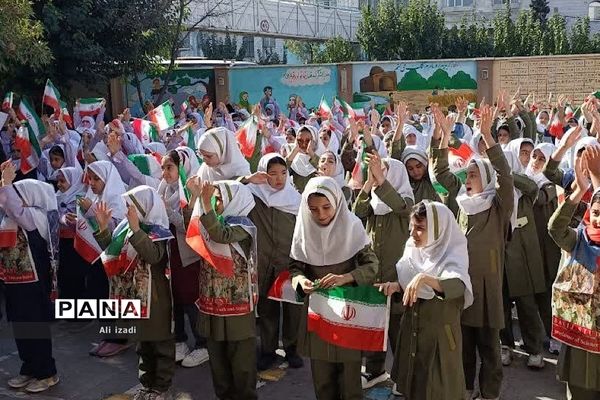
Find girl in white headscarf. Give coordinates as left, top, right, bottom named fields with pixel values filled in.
left=318, top=151, right=352, bottom=206
left=525, top=142, right=562, bottom=353
left=286, top=126, right=322, bottom=193
left=352, top=153, right=414, bottom=387
left=499, top=150, right=547, bottom=369
left=185, top=178, right=259, bottom=400
left=55, top=167, right=89, bottom=302
left=377, top=200, right=472, bottom=400
left=156, top=148, right=207, bottom=367
left=289, top=176, right=378, bottom=400
left=93, top=185, right=174, bottom=398
left=242, top=153, right=304, bottom=370
left=401, top=146, right=441, bottom=204
left=0, top=170, right=59, bottom=393
left=196, top=127, right=251, bottom=181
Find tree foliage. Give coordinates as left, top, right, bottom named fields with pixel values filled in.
left=198, top=32, right=242, bottom=60
left=530, top=0, right=550, bottom=26
left=286, top=37, right=356, bottom=64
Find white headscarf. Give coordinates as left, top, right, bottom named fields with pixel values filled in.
left=123, top=185, right=170, bottom=229
left=176, top=146, right=201, bottom=177
left=56, top=167, right=85, bottom=208
left=396, top=201, right=473, bottom=309
left=568, top=136, right=599, bottom=169
left=197, top=127, right=251, bottom=181
left=290, top=177, right=370, bottom=266
left=85, top=160, right=127, bottom=220
left=146, top=142, right=167, bottom=156
left=456, top=158, right=497, bottom=216
left=525, top=143, right=555, bottom=188
left=91, top=140, right=110, bottom=162
left=503, top=151, right=523, bottom=231
left=290, top=126, right=323, bottom=177
left=505, top=138, right=534, bottom=173
left=402, top=124, right=427, bottom=151
left=371, top=135, right=389, bottom=158
left=370, top=158, right=414, bottom=215
left=468, top=132, right=484, bottom=157
left=215, top=180, right=256, bottom=219
left=248, top=153, right=301, bottom=215
left=401, top=146, right=428, bottom=167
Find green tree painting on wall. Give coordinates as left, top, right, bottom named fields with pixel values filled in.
left=397, top=68, right=477, bottom=91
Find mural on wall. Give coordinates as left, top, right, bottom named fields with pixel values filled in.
left=352, top=60, right=478, bottom=110
left=124, top=69, right=215, bottom=117
left=229, top=65, right=338, bottom=114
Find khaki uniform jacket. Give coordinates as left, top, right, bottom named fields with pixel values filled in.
left=248, top=196, right=296, bottom=295
left=392, top=279, right=467, bottom=400
left=290, top=245, right=379, bottom=362
left=548, top=200, right=600, bottom=391
left=431, top=144, right=513, bottom=329
left=96, top=229, right=173, bottom=342
left=504, top=174, right=546, bottom=298
left=533, top=183, right=561, bottom=287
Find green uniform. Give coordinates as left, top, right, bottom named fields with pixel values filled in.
left=287, top=154, right=319, bottom=194
left=196, top=211, right=257, bottom=400
left=95, top=229, right=175, bottom=393
left=290, top=245, right=379, bottom=400
left=543, top=156, right=587, bottom=227
left=548, top=200, right=600, bottom=399
left=431, top=144, right=512, bottom=399
left=392, top=279, right=466, bottom=400
left=353, top=180, right=413, bottom=376
left=500, top=174, right=546, bottom=355
left=533, top=182, right=561, bottom=336
left=410, top=177, right=441, bottom=204
left=248, top=196, right=302, bottom=356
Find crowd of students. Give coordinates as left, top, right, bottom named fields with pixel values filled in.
left=0, top=87, right=598, bottom=400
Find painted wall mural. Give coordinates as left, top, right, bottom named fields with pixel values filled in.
left=352, top=60, right=478, bottom=110
left=123, top=69, right=215, bottom=117
left=229, top=65, right=338, bottom=112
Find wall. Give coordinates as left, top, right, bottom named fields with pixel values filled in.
left=228, top=64, right=338, bottom=110
left=351, top=59, right=478, bottom=110
left=492, top=54, right=600, bottom=105
left=123, top=69, right=215, bottom=117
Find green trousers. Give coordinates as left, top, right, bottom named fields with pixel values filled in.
left=567, top=384, right=600, bottom=400
left=364, top=311, right=402, bottom=376
left=137, top=339, right=175, bottom=393
left=206, top=337, right=257, bottom=400
left=310, top=359, right=362, bottom=400
left=500, top=293, right=545, bottom=355
left=462, top=326, right=503, bottom=399
left=257, top=297, right=302, bottom=354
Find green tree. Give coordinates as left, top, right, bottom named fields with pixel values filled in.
left=570, top=17, right=593, bottom=54
left=530, top=0, right=550, bottom=26
left=492, top=3, right=517, bottom=57
left=546, top=13, right=569, bottom=54
left=0, top=0, right=52, bottom=86
left=198, top=32, right=239, bottom=59
left=256, top=48, right=282, bottom=65
left=514, top=10, right=543, bottom=56
left=284, top=40, right=322, bottom=63
left=399, top=0, right=445, bottom=59
left=314, top=37, right=357, bottom=63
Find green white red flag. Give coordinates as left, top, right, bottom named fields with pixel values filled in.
left=235, top=117, right=258, bottom=158
left=127, top=154, right=162, bottom=182
left=318, top=96, right=332, bottom=118
left=78, top=98, right=104, bottom=117
left=43, top=79, right=61, bottom=111
left=341, top=99, right=365, bottom=120
left=56, top=100, right=73, bottom=128
left=267, top=270, right=303, bottom=305
left=14, top=123, right=42, bottom=174
left=74, top=205, right=102, bottom=263
left=2, top=92, right=14, bottom=111
left=308, top=286, right=390, bottom=352
left=131, top=118, right=159, bottom=146
left=147, top=101, right=176, bottom=131
left=17, top=99, right=46, bottom=139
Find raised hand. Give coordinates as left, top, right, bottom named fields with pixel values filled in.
left=94, top=201, right=112, bottom=232
left=126, top=204, right=140, bottom=232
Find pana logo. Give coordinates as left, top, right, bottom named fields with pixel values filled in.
left=341, top=305, right=356, bottom=321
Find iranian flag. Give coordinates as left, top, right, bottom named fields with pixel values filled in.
left=74, top=205, right=102, bottom=264
left=341, top=99, right=365, bottom=120
left=0, top=215, right=18, bottom=248
left=181, top=100, right=189, bottom=113
left=14, top=123, right=41, bottom=174
left=549, top=110, right=564, bottom=139
left=147, top=101, right=176, bottom=131
left=43, top=79, right=61, bottom=111
left=2, top=92, right=13, bottom=111
left=56, top=100, right=73, bottom=128
left=78, top=98, right=104, bottom=117
left=17, top=99, right=46, bottom=138
left=308, top=286, right=390, bottom=352
left=236, top=117, right=258, bottom=158
left=132, top=118, right=158, bottom=146
left=100, top=221, right=137, bottom=277
left=128, top=154, right=162, bottom=181
left=432, top=139, right=471, bottom=195
left=348, top=141, right=369, bottom=190
left=184, top=126, right=196, bottom=150
left=318, top=96, right=332, bottom=118
left=267, top=270, right=303, bottom=305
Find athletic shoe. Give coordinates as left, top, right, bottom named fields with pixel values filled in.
left=549, top=339, right=561, bottom=355
left=181, top=348, right=209, bottom=367
left=97, top=341, right=132, bottom=357
left=501, top=345, right=512, bottom=366
left=257, top=352, right=277, bottom=371
left=7, top=374, right=33, bottom=388
left=24, top=375, right=59, bottom=393
left=527, top=354, right=545, bottom=369
left=361, top=371, right=389, bottom=389
left=284, top=347, right=304, bottom=369
left=175, top=342, right=190, bottom=362
left=392, top=383, right=403, bottom=396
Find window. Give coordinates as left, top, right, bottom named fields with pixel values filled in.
left=446, top=0, right=473, bottom=6
left=241, top=36, right=255, bottom=59
left=493, top=0, right=518, bottom=4
left=262, top=37, right=276, bottom=51
left=590, top=1, right=600, bottom=20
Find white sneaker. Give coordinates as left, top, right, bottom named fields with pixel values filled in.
left=549, top=339, right=561, bottom=355
left=500, top=345, right=512, bottom=366
left=527, top=354, right=545, bottom=369
left=175, top=342, right=190, bottom=362
left=392, top=383, right=403, bottom=396
left=361, top=371, right=389, bottom=389
left=465, top=390, right=479, bottom=400
left=181, top=348, right=209, bottom=367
